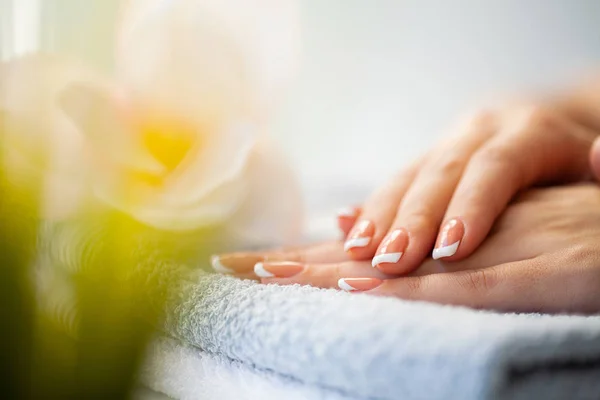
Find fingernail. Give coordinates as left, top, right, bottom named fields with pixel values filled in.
left=211, top=255, right=234, bottom=274
left=338, top=278, right=383, bottom=292
left=432, top=218, right=464, bottom=260
left=337, top=207, right=360, bottom=238
left=344, top=220, right=374, bottom=252
left=254, top=261, right=305, bottom=278
left=337, top=206, right=360, bottom=218
left=372, top=229, right=409, bottom=268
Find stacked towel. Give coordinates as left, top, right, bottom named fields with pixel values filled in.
left=40, top=199, right=600, bottom=399
left=138, top=269, right=600, bottom=400
left=140, top=336, right=353, bottom=400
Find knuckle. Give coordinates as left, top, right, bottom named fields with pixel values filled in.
left=329, top=263, right=343, bottom=280
left=403, top=276, right=426, bottom=298
left=459, top=108, right=496, bottom=132
left=438, top=109, right=496, bottom=148
left=476, top=143, right=515, bottom=167
left=472, top=143, right=522, bottom=182
left=373, top=173, right=411, bottom=200
left=286, top=250, right=305, bottom=263
left=435, top=155, right=465, bottom=176
left=513, top=105, right=562, bottom=133
left=457, top=268, right=498, bottom=293
left=452, top=186, right=488, bottom=215
left=474, top=143, right=526, bottom=188
left=404, top=208, right=438, bottom=232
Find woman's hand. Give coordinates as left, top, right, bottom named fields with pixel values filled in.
left=213, top=184, right=600, bottom=314
left=337, top=102, right=599, bottom=276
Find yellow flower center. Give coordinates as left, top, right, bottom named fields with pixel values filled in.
left=139, top=118, right=197, bottom=173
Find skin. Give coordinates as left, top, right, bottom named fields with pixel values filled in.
left=218, top=184, right=600, bottom=314
left=214, top=77, right=600, bottom=313
left=591, top=136, right=600, bottom=181
left=340, top=73, right=600, bottom=275
left=344, top=102, right=598, bottom=274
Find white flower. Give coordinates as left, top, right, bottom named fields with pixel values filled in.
left=0, top=0, right=304, bottom=248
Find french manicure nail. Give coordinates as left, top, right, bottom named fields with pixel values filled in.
left=337, top=206, right=360, bottom=237
left=344, top=220, right=375, bottom=251
left=210, top=253, right=267, bottom=274
left=254, top=261, right=305, bottom=278
left=211, top=255, right=234, bottom=274
left=372, top=229, right=409, bottom=268
left=432, top=218, right=464, bottom=260
left=337, top=206, right=360, bottom=218
left=338, top=278, right=383, bottom=292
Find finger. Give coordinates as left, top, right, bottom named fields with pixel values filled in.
left=256, top=227, right=529, bottom=289
left=368, top=252, right=600, bottom=313
left=436, top=107, right=593, bottom=262
left=344, top=158, right=422, bottom=260
left=257, top=258, right=446, bottom=291
left=372, top=112, right=496, bottom=274
left=256, top=259, right=392, bottom=289
left=210, top=240, right=348, bottom=274
left=253, top=209, right=542, bottom=291
left=336, top=206, right=361, bottom=238
left=255, top=252, right=492, bottom=291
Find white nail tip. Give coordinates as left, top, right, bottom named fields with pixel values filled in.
left=254, top=262, right=275, bottom=278
left=211, top=255, right=234, bottom=274
left=371, top=252, right=403, bottom=268
left=338, top=279, right=357, bottom=292
left=432, top=241, right=461, bottom=260
left=344, top=237, right=371, bottom=251
left=337, top=207, right=357, bottom=217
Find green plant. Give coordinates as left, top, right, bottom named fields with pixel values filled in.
left=0, top=113, right=174, bottom=399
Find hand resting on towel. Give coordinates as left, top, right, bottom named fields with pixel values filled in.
left=212, top=74, right=600, bottom=314
left=213, top=183, right=600, bottom=314
left=332, top=78, right=600, bottom=278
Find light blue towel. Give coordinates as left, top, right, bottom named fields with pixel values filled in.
left=151, top=270, right=600, bottom=400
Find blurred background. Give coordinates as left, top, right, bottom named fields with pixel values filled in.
left=4, top=0, right=600, bottom=213
left=272, top=0, right=600, bottom=213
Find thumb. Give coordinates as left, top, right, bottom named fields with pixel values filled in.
left=589, top=136, right=600, bottom=182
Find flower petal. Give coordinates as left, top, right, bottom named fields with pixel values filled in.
left=60, top=81, right=166, bottom=175
left=117, top=0, right=301, bottom=118
left=112, top=163, right=251, bottom=231
left=111, top=0, right=302, bottom=230
left=159, top=121, right=257, bottom=207
left=0, top=55, right=95, bottom=219
left=223, top=139, right=304, bottom=247
left=97, top=121, right=256, bottom=230
left=116, top=0, right=248, bottom=127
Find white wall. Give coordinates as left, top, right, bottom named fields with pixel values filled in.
left=273, top=0, right=600, bottom=203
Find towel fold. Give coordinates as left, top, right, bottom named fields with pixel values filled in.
left=152, top=271, right=600, bottom=400
left=140, top=336, right=354, bottom=400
